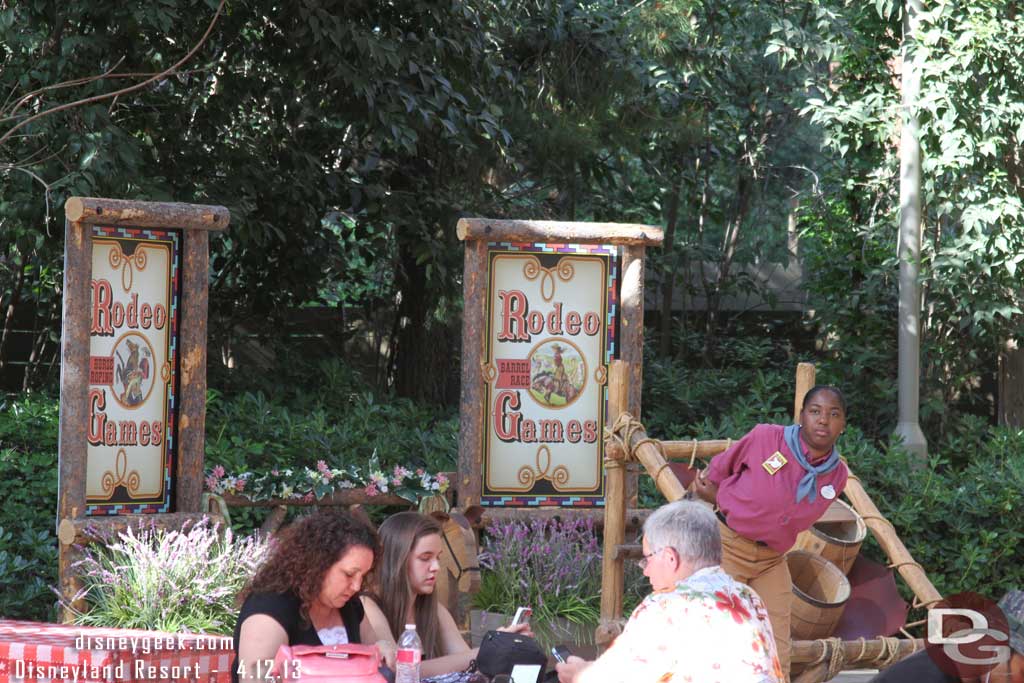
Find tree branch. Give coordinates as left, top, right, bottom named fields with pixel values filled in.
left=0, top=0, right=226, bottom=151
left=3, top=65, right=211, bottom=123
left=5, top=57, right=127, bottom=120
left=0, top=164, right=53, bottom=224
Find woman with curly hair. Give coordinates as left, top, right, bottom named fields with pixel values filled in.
left=231, top=510, right=389, bottom=683
left=361, top=511, right=530, bottom=681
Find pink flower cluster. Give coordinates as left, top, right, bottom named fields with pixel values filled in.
left=205, top=465, right=249, bottom=494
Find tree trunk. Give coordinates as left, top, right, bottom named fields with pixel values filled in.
left=0, top=260, right=25, bottom=375
left=391, top=243, right=460, bottom=405
left=999, top=339, right=1024, bottom=428
left=22, top=327, right=44, bottom=392
left=659, top=175, right=682, bottom=357
left=703, top=172, right=751, bottom=364
left=22, top=303, right=55, bottom=392
left=569, top=160, right=578, bottom=221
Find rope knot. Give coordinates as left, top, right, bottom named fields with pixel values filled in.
left=603, top=412, right=653, bottom=462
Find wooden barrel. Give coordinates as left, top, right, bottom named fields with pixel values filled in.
left=788, top=550, right=851, bottom=640
left=793, top=499, right=866, bottom=575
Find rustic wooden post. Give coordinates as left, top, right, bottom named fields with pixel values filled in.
left=57, top=197, right=229, bottom=621
left=842, top=476, right=942, bottom=608
left=631, top=432, right=688, bottom=502
left=598, top=361, right=629, bottom=641
left=793, top=361, right=817, bottom=421
left=456, top=219, right=663, bottom=245
left=177, top=229, right=212, bottom=513
left=791, top=637, right=924, bottom=680
left=620, top=246, right=645, bottom=507
left=605, top=414, right=687, bottom=502
left=457, top=239, right=489, bottom=509
left=56, top=215, right=94, bottom=617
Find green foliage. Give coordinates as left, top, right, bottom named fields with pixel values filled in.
left=0, top=526, right=57, bottom=621
left=641, top=321, right=799, bottom=441
left=204, top=360, right=458, bottom=478
left=0, top=360, right=460, bottom=619
left=797, top=198, right=900, bottom=438
left=775, top=0, right=1024, bottom=430
left=0, top=395, right=60, bottom=620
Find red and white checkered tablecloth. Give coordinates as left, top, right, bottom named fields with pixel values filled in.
left=0, top=620, right=233, bottom=683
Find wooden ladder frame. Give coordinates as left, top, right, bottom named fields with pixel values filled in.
left=599, top=361, right=943, bottom=681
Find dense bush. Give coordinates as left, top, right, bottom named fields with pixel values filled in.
left=0, top=395, right=59, bottom=621
left=204, top=357, right=457, bottom=476
left=0, top=360, right=459, bottom=620
left=847, top=423, right=1024, bottom=601
left=205, top=381, right=458, bottom=478
left=0, top=525, right=57, bottom=621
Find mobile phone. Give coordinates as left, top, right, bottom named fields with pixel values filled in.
left=511, top=606, right=532, bottom=626
left=551, top=645, right=572, bottom=664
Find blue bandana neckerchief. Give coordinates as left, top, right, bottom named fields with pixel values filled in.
left=784, top=424, right=841, bottom=504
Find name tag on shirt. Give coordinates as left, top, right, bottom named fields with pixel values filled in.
left=762, top=451, right=788, bottom=475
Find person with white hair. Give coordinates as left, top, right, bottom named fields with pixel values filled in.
left=555, top=500, right=783, bottom=683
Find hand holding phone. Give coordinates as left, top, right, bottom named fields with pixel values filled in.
left=511, top=606, right=532, bottom=627
left=551, top=645, right=572, bottom=664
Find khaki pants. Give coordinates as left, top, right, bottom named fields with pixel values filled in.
left=718, top=520, right=792, bottom=682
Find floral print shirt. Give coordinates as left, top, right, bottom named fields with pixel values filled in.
left=579, top=566, right=783, bottom=683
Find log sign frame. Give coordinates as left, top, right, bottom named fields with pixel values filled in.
left=455, top=219, right=663, bottom=509
left=56, top=197, right=228, bottom=617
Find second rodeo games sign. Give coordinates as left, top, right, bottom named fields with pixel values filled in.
left=457, top=217, right=662, bottom=510
left=483, top=244, right=617, bottom=506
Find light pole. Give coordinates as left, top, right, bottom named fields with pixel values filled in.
left=895, top=0, right=928, bottom=457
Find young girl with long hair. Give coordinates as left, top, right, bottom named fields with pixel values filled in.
left=362, top=511, right=529, bottom=680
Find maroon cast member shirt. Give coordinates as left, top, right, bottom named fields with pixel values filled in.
left=705, top=424, right=849, bottom=553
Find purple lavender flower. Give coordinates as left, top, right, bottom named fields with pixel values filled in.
left=477, top=516, right=603, bottom=626
left=57, top=518, right=269, bottom=635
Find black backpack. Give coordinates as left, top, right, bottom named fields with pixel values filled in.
left=470, top=631, right=548, bottom=683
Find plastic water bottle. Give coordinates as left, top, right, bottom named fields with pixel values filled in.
left=395, top=623, right=422, bottom=683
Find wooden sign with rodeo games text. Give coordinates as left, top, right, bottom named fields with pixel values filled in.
left=456, top=219, right=662, bottom=510
left=57, top=197, right=228, bottom=619
left=87, top=227, right=179, bottom=512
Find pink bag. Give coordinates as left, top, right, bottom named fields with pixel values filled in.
left=272, top=643, right=388, bottom=682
